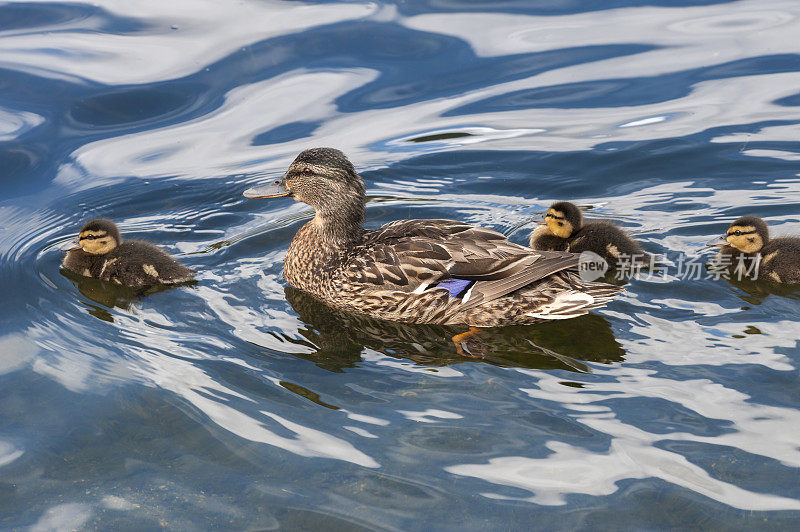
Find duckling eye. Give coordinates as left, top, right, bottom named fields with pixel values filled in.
left=733, top=230, right=742, bottom=236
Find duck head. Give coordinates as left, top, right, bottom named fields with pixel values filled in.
left=545, top=201, right=583, bottom=239
left=62, top=218, right=121, bottom=255
left=723, top=216, right=768, bottom=254
left=244, top=148, right=366, bottom=241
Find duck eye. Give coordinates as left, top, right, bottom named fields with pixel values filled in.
left=302, top=168, right=312, bottom=176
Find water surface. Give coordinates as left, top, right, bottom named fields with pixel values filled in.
left=2, top=0, right=800, bottom=529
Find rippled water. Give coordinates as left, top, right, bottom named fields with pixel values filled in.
left=2, top=0, right=800, bottom=529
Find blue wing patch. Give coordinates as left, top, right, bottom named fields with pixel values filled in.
left=435, top=278, right=473, bottom=298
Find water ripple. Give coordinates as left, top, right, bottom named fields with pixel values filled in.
left=2, top=0, right=800, bottom=528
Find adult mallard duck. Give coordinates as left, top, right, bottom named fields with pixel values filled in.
left=530, top=201, right=648, bottom=268
left=243, top=148, right=623, bottom=332
left=61, top=218, right=195, bottom=287
left=711, top=216, right=800, bottom=284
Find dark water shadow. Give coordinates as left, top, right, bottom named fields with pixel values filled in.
left=447, top=53, right=800, bottom=115
left=290, top=0, right=736, bottom=17
left=0, top=1, right=148, bottom=33
left=281, top=286, right=624, bottom=373
left=60, top=269, right=196, bottom=321
left=720, top=274, right=800, bottom=305
left=68, top=84, right=201, bottom=130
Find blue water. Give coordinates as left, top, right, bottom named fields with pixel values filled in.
left=2, top=0, right=800, bottom=529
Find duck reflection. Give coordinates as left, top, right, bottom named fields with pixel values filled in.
left=283, top=286, right=624, bottom=373
left=720, top=273, right=800, bottom=305
left=60, top=268, right=194, bottom=321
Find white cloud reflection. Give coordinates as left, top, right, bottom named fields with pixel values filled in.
left=448, top=437, right=800, bottom=509
left=61, top=67, right=800, bottom=187
left=447, top=362, right=800, bottom=510
left=0, top=440, right=24, bottom=469
left=27, top=291, right=379, bottom=468
left=0, top=106, right=44, bottom=141
left=0, top=0, right=375, bottom=84
left=0, top=333, right=39, bottom=375
left=402, top=1, right=800, bottom=64
left=29, top=503, right=92, bottom=532
left=620, top=316, right=797, bottom=370
left=63, top=69, right=380, bottom=184
left=397, top=408, right=464, bottom=423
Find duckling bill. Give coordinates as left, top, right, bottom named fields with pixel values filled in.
left=713, top=216, right=800, bottom=284
left=61, top=218, right=195, bottom=287
left=243, top=148, right=624, bottom=331
left=530, top=201, right=647, bottom=267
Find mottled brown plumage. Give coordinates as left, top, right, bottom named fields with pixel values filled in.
left=713, top=216, right=800, bottom=284
left=283, top=286, right=625, bottom=371
left=61, top=218, right=195, bottom=287
left=244, top=148, right=623, bottom=327
left=530, top=201, right=648, bottom=267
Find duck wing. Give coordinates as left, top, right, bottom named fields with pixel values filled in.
left=105, top=241, right=195, bottom=286
left=345, top=219, right=579, bottom=313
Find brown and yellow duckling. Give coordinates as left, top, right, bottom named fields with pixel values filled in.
left=529, top=201, right=647, bottom=267
left=61, top=218, right=195, bottom=287
left=712, top=216, right=800, bottom=284
left=243, top=148, right=623, bottom=337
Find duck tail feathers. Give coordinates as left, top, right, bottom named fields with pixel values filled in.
left=525, top=281, right=623, bottom=321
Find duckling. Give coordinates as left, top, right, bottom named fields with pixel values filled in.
left=61, top=218, right=195, bottom=287
left=530, top=201, right=647, bottom=267
left=713, top=216, right=800, bottom=284
left=242, top=148, right=624, bottom=332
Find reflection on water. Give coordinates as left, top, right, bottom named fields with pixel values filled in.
left=720, top=271, right=800, bottom=303
left=60, top=268, right=197, bottom=321
left=282, top=286, right=625, bottom=372
left=2, top=0, right=800, bottom=528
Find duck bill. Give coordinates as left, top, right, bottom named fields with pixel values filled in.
left=705, top=236, right=729, bottom=248
left=60, top=239, right=81, bottom=252
left=243, top=179, right=290, bottom=199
